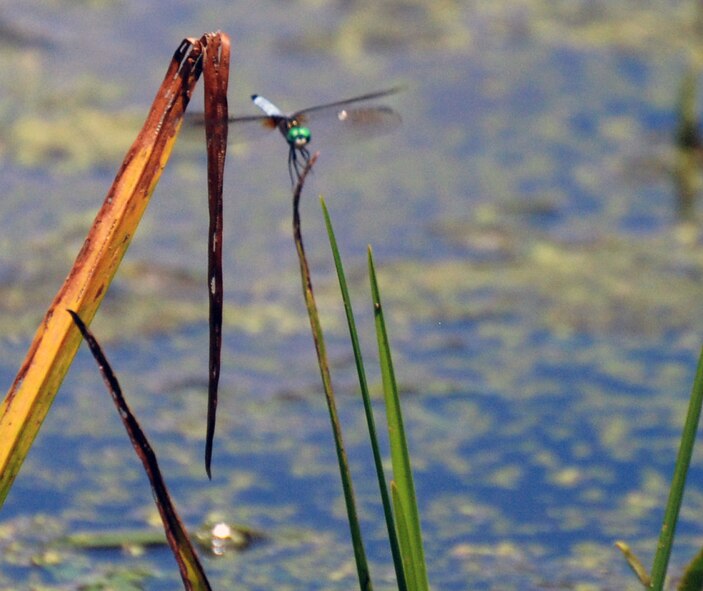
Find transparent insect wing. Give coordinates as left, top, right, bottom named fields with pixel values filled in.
left=294, top=104, right=401, bottom=146
left=188, top=112, right=279, bottom=146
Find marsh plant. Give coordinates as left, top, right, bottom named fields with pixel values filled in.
left=0, top=32, right=428, bottom=591
left=0, top=31, right=702, bottom=591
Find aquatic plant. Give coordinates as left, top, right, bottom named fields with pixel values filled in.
left=0, top=31, right=426, bottom=590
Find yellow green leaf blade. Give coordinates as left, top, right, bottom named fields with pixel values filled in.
left=391, top=482, right=417, bottom=591
left=368, top=247, right=429, bottom=591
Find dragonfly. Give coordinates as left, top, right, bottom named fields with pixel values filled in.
left=194, top=87, right=403, bottom=183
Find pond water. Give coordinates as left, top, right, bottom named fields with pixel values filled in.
left=1, top=1, right=703, bottom=590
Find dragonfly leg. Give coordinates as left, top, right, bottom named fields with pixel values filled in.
left=287, top=147, right=298, bottom=185
left=288, top=146, right=312, bottom=185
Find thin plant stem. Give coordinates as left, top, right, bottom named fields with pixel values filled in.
left=68, top=310, right=212, bottom=591
left=292, top=155, right=373, bottom=591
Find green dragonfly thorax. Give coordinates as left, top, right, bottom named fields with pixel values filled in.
left=286, top=125, right=311, bottom=149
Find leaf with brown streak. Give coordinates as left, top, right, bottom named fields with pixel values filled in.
left=69, top=310, right=212, bottom=591
left=0, top=35, right=217, bottom=506
left=201, top=32, right=230, bottom=479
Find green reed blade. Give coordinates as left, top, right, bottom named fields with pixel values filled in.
left=678, top=545, right=703, bottom=591
left=650, top=345, right=703, bottom=590
left=391, top=482, right=418, bottom=591
left=368, top=247, right=429, bottom=591
left=321, top=198, right=407, bottom=591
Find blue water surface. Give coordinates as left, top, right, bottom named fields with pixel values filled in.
left=2, top=2, right=703, bottom=590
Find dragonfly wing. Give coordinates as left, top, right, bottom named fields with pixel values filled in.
left=293, top=86, right=404, bottom=118
left=186, top=112, right=279, bottom=145
left=295, top=104, right=402, bottom=145
left=186, top=87, right=402, bottom=147
left=292, top=87, right=403, bottom=144
left=229, top=115, right=280, bottom=145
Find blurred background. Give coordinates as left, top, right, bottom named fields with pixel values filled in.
left=1, top=2, right=703, bottom=589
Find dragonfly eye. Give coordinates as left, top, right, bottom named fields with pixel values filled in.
left=287, top=126, right=311, bottom=148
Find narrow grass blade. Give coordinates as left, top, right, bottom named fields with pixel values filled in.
left=201, top=32, right=231, bottom=479
left=0, top=36, right=208, bottom=507
left=649, top=345, right=703, bottom=590
left=678, top=545, right=703, bottom=591
left=321, top=198, right=407, bottom=591
left=391, top=482, right=418, bottom=591
left=368, top=247, right=429, bottom=591
left=292, top=158, right=372, bottom=591
left=68, top=310, right=212, bottom=591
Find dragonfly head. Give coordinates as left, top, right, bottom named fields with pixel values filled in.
left=286, top=125, right=311, bottom=149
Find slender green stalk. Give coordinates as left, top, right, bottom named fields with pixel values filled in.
left=321, top=198, right=408, bottom=591
left=368, top=247, right=429, bottom=591
left=649, top=346, right=703, bottom=590
left=292, top=158, right=372, bottom=591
